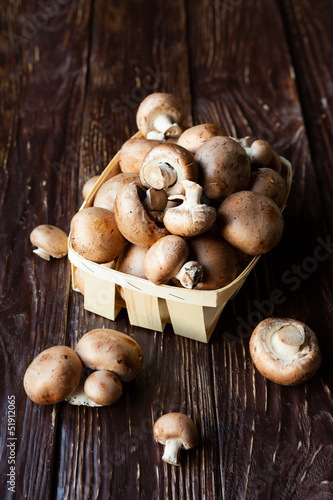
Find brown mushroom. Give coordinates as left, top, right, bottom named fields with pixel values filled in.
left=75, top=329, right=143, bottom=382
left=246, top=139, right=282, bottom=173
left=173, top=233, right=238, bottom=290
left=93, top=173, right=141, bottom=213
left=70, top=207, right=126, bottom=263
left=30, top=225, right=68, bottom=261
left=217, top=191, right=284, bottom=255
left=84, top=370, right=123, bottom=406
left=119, top=137, right=162, bottom=174
left=178, top=123, right=228, bottom=154
left=136, top=92, right=184, bottom=140
left=247, top=167, right=287, bottom=206
left=114, top=182, right=169, bottom=247
left=163, top=180, right=216, bottom=238
left=116, top=244, right=148, bottom=299
left=143, top=235, right=204, bottom=288
left=23, top=346, right=83, bottom=405
left=249, top=318, right=322, bottom=385
left=153, top=413, right=199, bottom=466
left=73, top=266, right=85, bottom=295
left=140, top=142, right=198, bottom=196
left=194, top=136, right=251, bottom=201
left=82, top=175, right=100, bottom=199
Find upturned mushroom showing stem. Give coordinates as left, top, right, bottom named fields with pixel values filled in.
left=249, top=318, right=322, bottom=385
left=143, top=235, right=203, bottom=288
left=136, top=92, right=184, bottom=141
left=163, top=180, right=216, bottom=238
left=140, top=143, right=198, bottom=196
left=153, top=413, right=199, bottom=466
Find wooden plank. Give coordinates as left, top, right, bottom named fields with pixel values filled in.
left=52, top=1, right=222, bottom=499
left=187, top=0, right=333, bottom=498
left=0, top=1, right=92, bottom=499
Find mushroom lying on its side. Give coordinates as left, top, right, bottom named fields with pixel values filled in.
left=143, top=235, right=204, bottom=289
left=114, top=183, right=169, bottom=247
left=93, top=173, right=141, bottom=213
left=154, top=413, right=199, bottom=466
left=30, top=225, right=68, bottom=261
left=249, top=318, right=322, bottom=385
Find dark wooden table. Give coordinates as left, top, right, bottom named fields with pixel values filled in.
left=1, top=1, right=333, bottom=499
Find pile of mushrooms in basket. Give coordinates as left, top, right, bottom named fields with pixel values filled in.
left=27, top=92, right=322, bottom=465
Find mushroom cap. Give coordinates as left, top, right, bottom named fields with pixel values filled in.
left=136, top=93, right=184, bottom=137
left=114, top=182, right=169, bottom=247
left=216, top=190, right=284, bottom=255
left=115, top=244, right=148, bottom=300
left=247, top=167, right=286, bottom=206
left=140, top=142, right=198, bottom=196
left=82, top=175, right=100, bottom=199
left=194, top=136, right=251, bottom=200
left=248, top=140, right=282, bottom=173
left=178, top=123, right=228, bottom=154
left=75, top=329, right=143, bottom=382
left=153, top=413, right=199, bottom=449
left=179, top=233, right=238, bottom=290
left=93, top=173, right=141, bottom=213
left=30, top=225, right=68, bottom=259
left=23, top=346, right=83, bottom=405
left=249, top=318, right=322, bottom=385
left=119, top=137, right=163, bottom=174
left=70, top=206, right=126, bottom=263
left=84, top=370, right=123, bottom=406
left=143, top=235, right=189, bottom=285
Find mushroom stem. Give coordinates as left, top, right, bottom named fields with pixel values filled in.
left=154, top=114, right=177, bottom=133
left=33, top=247, right=51, bottom=261
left=271, top=324, right=306, bottom=359
left=142, top=162, right=178, bottom=190
left=162, top=438, right=183, bottom=466
left=175, top=260, right=204, bottom=289
left=169, top=180, right=202, bottom=207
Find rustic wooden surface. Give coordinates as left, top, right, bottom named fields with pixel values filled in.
left=1, top=1, right=333, bottom=499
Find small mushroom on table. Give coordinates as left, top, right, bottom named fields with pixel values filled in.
left=30, top=225, right=68, bottom=261
left=23, top=346, right=83, bottom=405
left=84, top=370, right=123, bottom=406
left=136, top=92, right=184, bottom=141
left=249, top=318, right=322, bottom=385
left=153, top=413, right=199, bottom=466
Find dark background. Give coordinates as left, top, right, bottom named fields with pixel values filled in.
left=1, top=0, right=333, bottom=499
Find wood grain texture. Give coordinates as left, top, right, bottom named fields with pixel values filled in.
left=1, top=0, right=333, bottom=499
left=0, top=1, right=91, bottom=499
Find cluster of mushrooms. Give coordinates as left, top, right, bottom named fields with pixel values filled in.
left=27, top=92, right=323, bottom=466
left=70, top=92, right=288, bottom=293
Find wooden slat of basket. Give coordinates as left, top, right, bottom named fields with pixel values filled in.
left=83, top=272, right=122, bottom=321
left=123, top=288, right=170, bottom=332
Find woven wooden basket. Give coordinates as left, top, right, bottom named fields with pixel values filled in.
left=68, top=134, right=292, bottom=343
